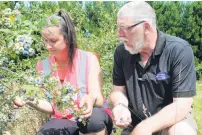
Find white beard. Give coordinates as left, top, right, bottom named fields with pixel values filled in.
left=119, top=37, right=144, bottom=55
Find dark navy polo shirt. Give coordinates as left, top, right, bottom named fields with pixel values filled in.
left=113, top=30, right=196, bottom=126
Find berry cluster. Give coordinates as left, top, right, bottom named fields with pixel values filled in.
left=13, top=35, right=35, bottom=57
left=25, top=73, right=86, bottom=123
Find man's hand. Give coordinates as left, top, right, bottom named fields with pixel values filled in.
left=112, top=103, right=132, bottom=128
left=13, top=96, right=26, bottom=107
left=79, top=94, right=94, bottom=119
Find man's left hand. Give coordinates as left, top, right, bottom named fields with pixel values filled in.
left=79, top=94, right=94, bottom=119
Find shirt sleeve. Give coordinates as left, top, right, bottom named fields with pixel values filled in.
left=113, top=46, right=126, bottom=86
left=171, top=45, right=196, bottom=97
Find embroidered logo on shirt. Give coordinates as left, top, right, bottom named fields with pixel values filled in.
left=156, top=72, right=169, bottom=80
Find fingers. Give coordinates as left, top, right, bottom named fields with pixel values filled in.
left=81, top=104, right=90, bottom=114
left=79, top=94, right=94, bottom=119
left=112, top=104, right=132, bottom=128
left=114, top=116, right=131, bottom=128
left=13, top=104, right=19, bottom=109
left=80, top=111, right=92, bottom=119
left=80, top=102, right=93, bottom=119
left=124, top=116, right=132, bottom=124
left=13, top=97, right=25, bottom=107
left=113, top=110, right=132, bottom=128
left=79, top=97, right=85, bottom=108
left=80, top=105, right=92, bottom=119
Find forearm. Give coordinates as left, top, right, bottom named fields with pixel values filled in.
left=88, top=53, right=105, bottom=107
left=92, top=93, right=104, bottom=107
left=110, top=89, right=128, bottom=106
left=137, top=97, right=193, bottom=133
left=26, top=99, right=53, bottom=114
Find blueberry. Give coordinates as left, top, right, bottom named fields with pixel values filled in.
left=0, top=85, right=5, bottom=94
left=2, top=63, right=8, bottom=68
left=22, top=50, right=29, bottom=57
left=66, top=88, right=73, bottom=94
left=112, top=127, right=117, bottom=133
left=21, top=88, right=26, bottom=94
left=0, top=84, right=4, bottom=90
left=3, top=58, right=9, bottom=64
left=0, top=90, right=5, bottom=95
left=32, top=71, right=36, bottom=75
left=45, top=91, right=53, bottom=99
left=0, top=74, right=4, bottom=79
left=85, top=30, right=90, bottom=37
left=24, top=43, right=30, bottom=50
left=75, top=117, right=80, bottom=122
left=34, top=78, right=43, bottom=86
left=19, top=37, right=24, bottom=42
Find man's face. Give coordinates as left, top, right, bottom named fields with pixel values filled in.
left=117, top=16, right=145, bottom=54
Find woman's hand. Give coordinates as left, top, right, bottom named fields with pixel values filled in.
left=79, top=94, right=94, bottom=119
left=13, top=96, right=26, bottom=107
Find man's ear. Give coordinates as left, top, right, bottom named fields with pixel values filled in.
left=144, top=22, right=151, bottom=35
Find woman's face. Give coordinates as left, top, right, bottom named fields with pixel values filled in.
left=42, top=26, right=67, bottom=56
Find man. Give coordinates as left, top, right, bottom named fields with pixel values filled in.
left=110, top=1, right=197, bottom=135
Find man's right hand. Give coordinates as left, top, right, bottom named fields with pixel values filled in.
left=13, top=96, right=26, bottom=107
left=112, top=103, right=132, bottom=128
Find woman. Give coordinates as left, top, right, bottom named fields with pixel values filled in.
left=14, top=10, right=113, bottom=135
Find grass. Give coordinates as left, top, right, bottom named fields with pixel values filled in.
left=6, top=108, right=49, bottom=135
left=194, top=81, right=202, bottom=135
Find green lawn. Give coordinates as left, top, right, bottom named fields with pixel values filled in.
left=194, top=81, right=202, bottom=135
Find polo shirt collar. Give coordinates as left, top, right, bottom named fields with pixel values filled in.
left=153, top=30, right=166, bottom=57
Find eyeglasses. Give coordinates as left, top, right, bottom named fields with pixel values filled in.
left=117, top=21, right=145, bottom=32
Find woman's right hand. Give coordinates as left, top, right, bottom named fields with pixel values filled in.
left=13, top=96, right=26, bottom=107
